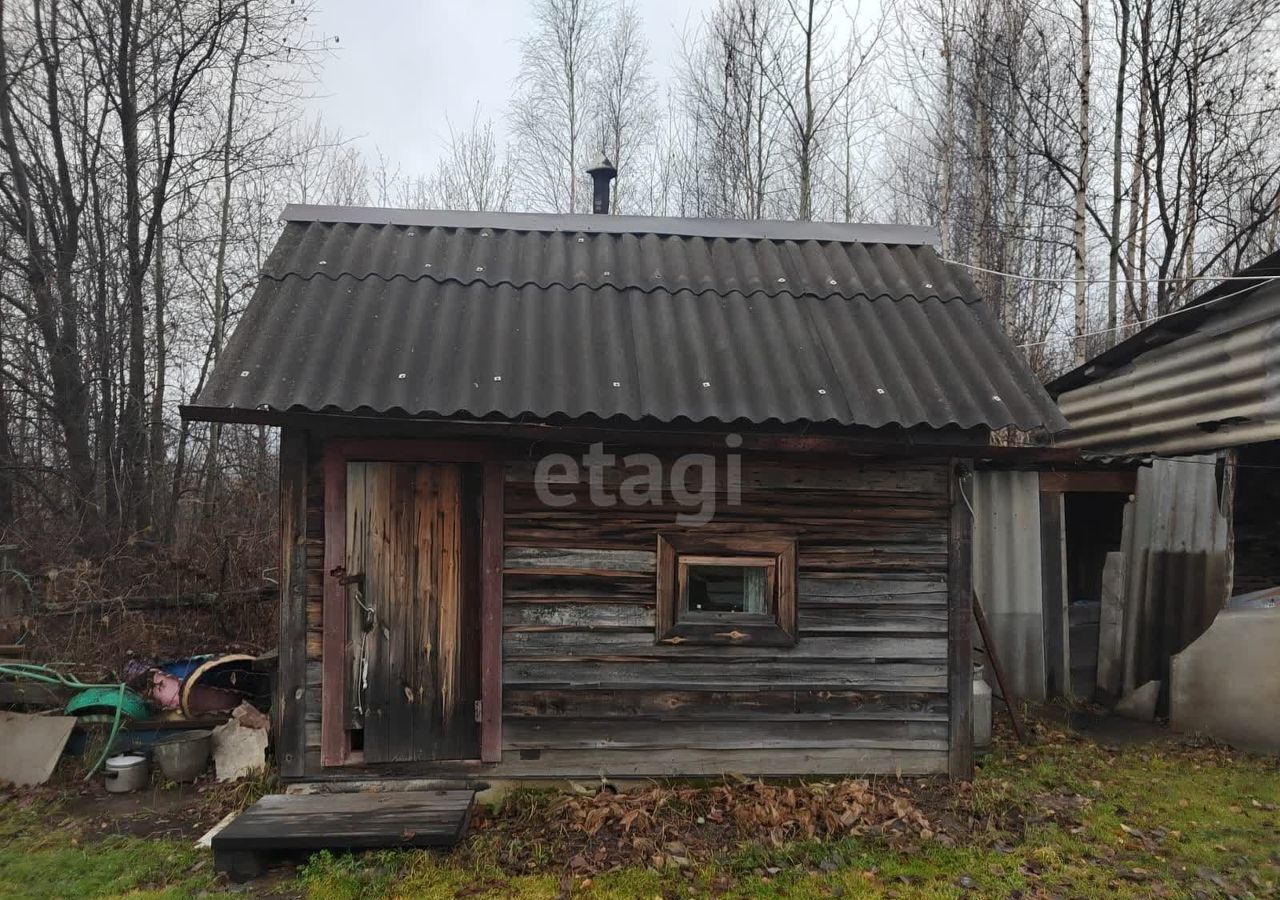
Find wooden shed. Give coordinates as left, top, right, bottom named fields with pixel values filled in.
left=182, top=204, right=1066, bottom=782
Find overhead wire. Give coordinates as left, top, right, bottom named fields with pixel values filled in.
left=934, top=254, right=1280, bottom=348
left=1014, top=277, right=1279, bottom=348
left=938, top=255, right=1278, bottom=286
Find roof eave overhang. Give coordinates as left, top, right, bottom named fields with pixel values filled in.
left=179, top=405, right=1084, bottom=463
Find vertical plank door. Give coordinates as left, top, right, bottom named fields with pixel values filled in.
left=345, top=461, right=480, bottom=763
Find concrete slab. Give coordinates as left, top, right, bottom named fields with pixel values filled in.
left=1115, top=680, right=1160, bottom=721
left=0, top=710, right=75, bottom=785
left=1095, top=552, right=1127, bottom=702
left=1171, top=607, right=1280, bottom=753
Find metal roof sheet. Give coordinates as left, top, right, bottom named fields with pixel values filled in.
left=1051, top=247, right=1280, bottom=453
left=1048, top=247, right=1280, bottom=396
left=1055, top=283, right=1280, bottom=453
left=189, top=206, right=1066, bottom=433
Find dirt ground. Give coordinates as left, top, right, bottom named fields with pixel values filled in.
left=19, top=759, right=257, bottom=842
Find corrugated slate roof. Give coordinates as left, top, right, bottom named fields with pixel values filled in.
left=189, top=205, right=1066, bottom=433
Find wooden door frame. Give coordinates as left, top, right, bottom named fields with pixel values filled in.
left=321, top=438, right=503, bottom=767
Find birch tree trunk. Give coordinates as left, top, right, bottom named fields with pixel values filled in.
left=1106, top=0, right=1130, bottom=344
left=938, top=0, right=956, bottom=257
left=1072, top=0, right=1092, bottom=363
left=1123, top=54, right=1149, bottom=324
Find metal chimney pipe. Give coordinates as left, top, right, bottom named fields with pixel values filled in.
left=586, top=154, right=617, bottom=214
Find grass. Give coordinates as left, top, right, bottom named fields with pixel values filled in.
left=0, top=799, right=217, bottom=899
left=1, top=728, right=1277, bottom=898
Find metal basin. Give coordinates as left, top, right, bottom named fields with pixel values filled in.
left=152, top=730, right=212, bottom=782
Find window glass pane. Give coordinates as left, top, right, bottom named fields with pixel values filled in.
left=742, top=566, right=768, bottom=613
left=686, top=565, right=770, bottom=614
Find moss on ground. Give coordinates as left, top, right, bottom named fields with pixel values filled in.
left=1, top=725, right=1277, bottom=898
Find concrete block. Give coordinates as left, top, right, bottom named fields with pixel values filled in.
left=1095, top=552, right=1127, bottom=702
left=1171, top=607, right=1280, bottom=753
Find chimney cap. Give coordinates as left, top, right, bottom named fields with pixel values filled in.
left=586, top=153, right=617, bottom=215
left=587, top=153, right=617, bottom=177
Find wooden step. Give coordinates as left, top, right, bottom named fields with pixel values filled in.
left=211, top=789, right=475, bottom=881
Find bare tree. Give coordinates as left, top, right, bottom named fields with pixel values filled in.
left=591, top=1, right=655, bottom=213
left=5, top=0, right=1280, bottom=576
left=764, top=0, right=887, bottom=220
left=1137, top=0, right=1280, bottom=314
left=1105, top=0, right=1131, bottom=340
left=1072, top=0, right=1092, bottom=363
left=884, top=0, right=1080, bottom=372
left=678, top=0, right=785, bottom=219
left=0, top=0, right=109, bottom=547
left=95, top=0, right=240, bottom=532
left=821, top=42, right=882, bottom=223
left=430, top=111, right=517, bottom=211
left=201, top=2, right=252, bottom=519
left=0, top=0, right=318, bottom=558
left=510, top=0, right=605, bottom=212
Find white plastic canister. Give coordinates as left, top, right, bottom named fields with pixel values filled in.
left=973, top=663, right=993, bottom=751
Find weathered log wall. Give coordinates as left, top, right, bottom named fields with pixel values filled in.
left=288, top=430, right=956, bottom=777
left=500, top=455, right=951, bottom=774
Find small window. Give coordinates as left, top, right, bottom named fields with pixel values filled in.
left=657, top=535, right=796, bottom=646
left=683, top=560, right=771, bottom=614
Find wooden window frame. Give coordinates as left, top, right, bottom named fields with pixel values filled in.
left=655, top=534, right=797, bottom=646
left=321, top=439, right=504, bottom=767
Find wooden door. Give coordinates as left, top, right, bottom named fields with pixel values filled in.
left=344, top=461, right=480, bottom=762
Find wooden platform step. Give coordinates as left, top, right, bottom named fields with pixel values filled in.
left=211, top=789, right=475, bottom=881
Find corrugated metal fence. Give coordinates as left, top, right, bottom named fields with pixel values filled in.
left=971, top=470, right=1047, bottom=702
left=971, top=456, right=1234, bottom=708
left=1119, top=455, right=1234, bottom=696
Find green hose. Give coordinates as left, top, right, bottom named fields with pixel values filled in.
left=0, top=567, right=34, bottom=597
left=0, top=663, right=132, bottom=779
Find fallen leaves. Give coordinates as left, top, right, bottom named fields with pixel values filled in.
left=471, top=777, right=939, bottom=875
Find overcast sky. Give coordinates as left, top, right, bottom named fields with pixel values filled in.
left=303, top=0, right=714, bottom=174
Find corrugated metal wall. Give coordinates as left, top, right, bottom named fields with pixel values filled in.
left=971, top=470, right=1046, bottom=701
left=1057, top=284, right=1280, bottom=454
left=966, top=459, right=1234, bottom=707
left=1118, top=455, right=1235, bottom=696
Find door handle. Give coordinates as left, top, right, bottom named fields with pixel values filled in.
left=335, top=569, right=373, bottom=631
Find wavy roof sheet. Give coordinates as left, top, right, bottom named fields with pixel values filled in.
left=189, top=205, right=1065, bottom=432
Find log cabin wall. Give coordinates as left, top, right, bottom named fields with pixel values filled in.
left=285, top=426, right=959, bottom=778
left=500, top=451, right=953, bottom=777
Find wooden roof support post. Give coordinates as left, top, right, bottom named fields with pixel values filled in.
left=479, top=460, right=504, bottom=763
left=948, top=460, right=975, bottom=779
left=276, top=428, right=309, bottom=777
left=1039, top=490, right=1070, bottom=699
left=320, top=442, right=349, bottom=766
